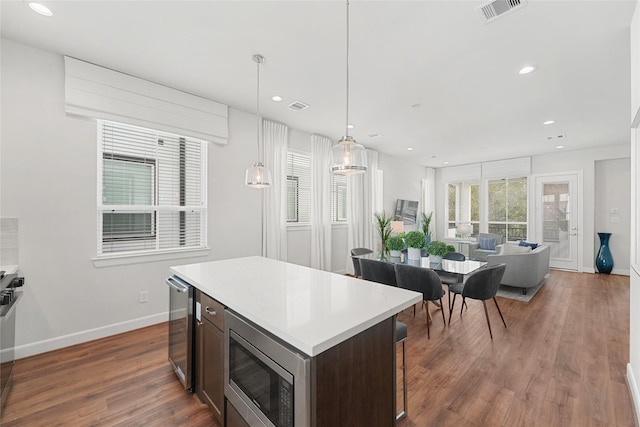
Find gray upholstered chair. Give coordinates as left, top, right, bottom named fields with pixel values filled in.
left=448, top=263, right=507, bottom=339
left=359, top=258, right=397, bottom=286
left=358, top=257, right=408, bottom=420
left=394, top=263, right=445, bottom=339
left=350, top=247, right=373, bottom=278
left=440, top=252, right=465, bottom=310
left=468, top=233, right=504, bottom=261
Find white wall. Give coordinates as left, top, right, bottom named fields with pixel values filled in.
left=628, top=0, right=640, bottom=422
left=378, top=153, right=428, bottom=232
left=595, top=158, right=631, bottom=275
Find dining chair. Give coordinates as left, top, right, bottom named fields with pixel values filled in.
left=394, top=263, right=445, bottom=339
left=448, top=263, right=507, bottom=339
left=358, top=257, right=407, bottom=419
left=440, top=252, right=465, bottom=311
left=350, top=247, right=373, bottom=278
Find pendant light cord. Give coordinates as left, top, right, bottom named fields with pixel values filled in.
left=256, top=56, right=261, bottom=163
left=345, top=0, right=350, bottom=137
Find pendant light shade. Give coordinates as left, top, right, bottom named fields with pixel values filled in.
left=245, top=54, right=272, bottom=188
left=245, top=162, right=272, bottom=188
left=330, top=136, right=367, bottom=175
left=330, top=0, right=367, bottom=176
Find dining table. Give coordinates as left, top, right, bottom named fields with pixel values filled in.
left=354, top=251, right=487, bottom=278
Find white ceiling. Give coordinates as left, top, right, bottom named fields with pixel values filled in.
left=1, top=0, right=636, bottom=167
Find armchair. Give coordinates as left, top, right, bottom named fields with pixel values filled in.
left=468, top=233, right=504, bottom=261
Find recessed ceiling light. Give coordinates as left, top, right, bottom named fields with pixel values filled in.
left=271, top=95, right=282, bottom=102
left=556, top=145, right=564, bottom=149
left=347, top=124, right=355, bottom=129
left=543, top=120, right=555, bottom=125
left=28, top=2, right=53, bottom=16
left=407, top=147, right=414, bottom=151
left=443, top=161, right=449, bottom=165
left=518, top=65, right=537, bottom=75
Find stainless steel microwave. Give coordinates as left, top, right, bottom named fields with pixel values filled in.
left=224, top=310, right=311, bottom=427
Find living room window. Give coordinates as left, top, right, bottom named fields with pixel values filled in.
left=331, top=174, right=347, bottom=222
left=487, top=177, right=527, bottom=241
left=447, top=181, right=480, bottom=236
left=98, top=120, right=207, bottom=257
left=286, top=152, right=311, bottom=224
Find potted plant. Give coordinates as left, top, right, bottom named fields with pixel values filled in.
left=421, top=211, right=433, bottom=246
left=373, top=211, right=392, bottom=254
left=386, top=234, right=405, bottom=257
left=426, top=240, right=449, bottom=264
left=404, top=230, right=425, bottom=261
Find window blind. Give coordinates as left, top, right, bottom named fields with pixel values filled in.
left=286, top=152, right=311, bottom=223
left=98, top=120, right=207, bottom=255
left=331, top=174, right=347, bottom=222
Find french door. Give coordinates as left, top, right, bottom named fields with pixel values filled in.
left=534, top=173, right=580, bottom=271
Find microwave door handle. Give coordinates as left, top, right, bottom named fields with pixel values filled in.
left=165, top=277, right=189, bottom=293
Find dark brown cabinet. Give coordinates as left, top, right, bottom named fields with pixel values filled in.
left=195, top=291, right=225, bottom=425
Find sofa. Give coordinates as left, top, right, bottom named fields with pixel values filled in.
left=486, top=243, right=550, bottom=293
left=468, top=233, right=505, bottom=261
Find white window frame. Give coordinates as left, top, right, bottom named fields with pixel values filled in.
left=94, top=120, right=209, bottom=267
left=286, top=150, right=311, bottom=226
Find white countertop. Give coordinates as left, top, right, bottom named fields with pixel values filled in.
left=170, top=256, right=421, bottom=356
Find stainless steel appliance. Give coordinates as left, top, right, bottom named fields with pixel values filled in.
left=225, top=310, right=311, bottom=427
left=1, top=273, right=23, bottom=414
left=166, top=275, right=194, bottom=391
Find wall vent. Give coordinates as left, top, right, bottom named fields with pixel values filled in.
left=287, top=101, right=310, bottom=111
left=476, top=0, right=527, bottom=23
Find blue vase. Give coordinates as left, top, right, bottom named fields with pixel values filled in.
left=424, top=235, right=432, bottom=247
left=596, top=232, right=614, bottom=274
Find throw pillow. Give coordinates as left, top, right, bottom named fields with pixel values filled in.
left=479, top=237, right=497, bottom=250
left=518, top=240, right=538, bottom=250
left=501, top=244, right=532, bottom=255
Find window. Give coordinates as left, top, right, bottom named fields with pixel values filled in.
left=487, top=177, right=527, bottom=241
left=446, top=181, right=480, bottom=236
left=98, top=120, right=207, bottom=256
left=447, top=183, right=457, bottom=230
left=331, top=174, right=347, bottom=222
left=286, top=152, right=310, bottom=223
left=470, top=183, right=480, bottom=235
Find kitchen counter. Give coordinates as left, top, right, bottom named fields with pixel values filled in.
left=170, top=256, right=421, bottom=356
left=0, top=265, right=18, bottom=276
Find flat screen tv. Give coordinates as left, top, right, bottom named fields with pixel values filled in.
left=394, top=199, right=419, bottom=224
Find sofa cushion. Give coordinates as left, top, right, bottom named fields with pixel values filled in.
left=519, top=240, right=539, bottom=250
left=479, top=236, right=497, bottom=250
left=500, top=244, right=532, bottom=255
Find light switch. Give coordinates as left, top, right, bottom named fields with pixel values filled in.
left=610, top=208, right=619, bottom=214
left=610, top=216, right=620, bottom=223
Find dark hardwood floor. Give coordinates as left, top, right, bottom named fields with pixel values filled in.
left=1, top=270, right=636, bottom=426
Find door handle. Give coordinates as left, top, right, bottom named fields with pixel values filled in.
left=205, top=306, right=217, bottom=316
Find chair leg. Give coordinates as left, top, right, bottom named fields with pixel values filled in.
left=448, top=294, right=457, bottom=325
left=460, top=297, right=466, bottom=317
left=493, top=297, right=507, bottom=328
left=482, top=300, right=493, bottom=339
left=439, top=298, right=446, bottom=326
left=396, top=340, right=407, bottom=420
left=425, top=303, right=431, bottom=339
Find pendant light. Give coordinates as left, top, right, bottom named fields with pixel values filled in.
left=245, top=54, right=272, bottom=188
left=329, top=0, right=367, bottom=176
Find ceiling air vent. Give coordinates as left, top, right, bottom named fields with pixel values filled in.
left=287, top=101, right=310, bottom=111
left=476, top=0, right=527, bottom=23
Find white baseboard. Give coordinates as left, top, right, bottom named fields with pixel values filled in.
left=627, top=364, right=640, bottom=426
left=333, top=268, right=347, bottom=275
left=15, top=312, right=169, bottom=359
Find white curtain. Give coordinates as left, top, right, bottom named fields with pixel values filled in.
left=310, top=135, right=333, bottom=271
left=346, top=149, right=379, bottom=274
left=263, top=120, right=288, bottom=260
left=422, top=168, right=437, bottom=240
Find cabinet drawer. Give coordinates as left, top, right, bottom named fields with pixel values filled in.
left=200, top=292, right=224, bottom=330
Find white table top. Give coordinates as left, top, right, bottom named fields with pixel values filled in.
left=170, top=256, right=421, bottom=357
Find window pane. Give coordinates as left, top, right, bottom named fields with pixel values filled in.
left=488, top=223, right=506, bottom=237
left=488, top=180, right=507, bottom=222
left=507, top=178, right=527, bottom=222
left=507, top=224, right=527, bottom=241
left=103, top=158, right=154, bottom=205
left=332, top=175, right=347, bottom=222
left=470, top=183, right=480, bottom=222
left=286, top=152, right=310, bottom=224
left=448, top=183, right=456, bottom=222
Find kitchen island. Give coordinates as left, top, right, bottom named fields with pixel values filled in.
left=171, top=256, right=421, bottom=427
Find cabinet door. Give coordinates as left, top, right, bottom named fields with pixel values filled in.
left=201, top=317, right=224, bottom=423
